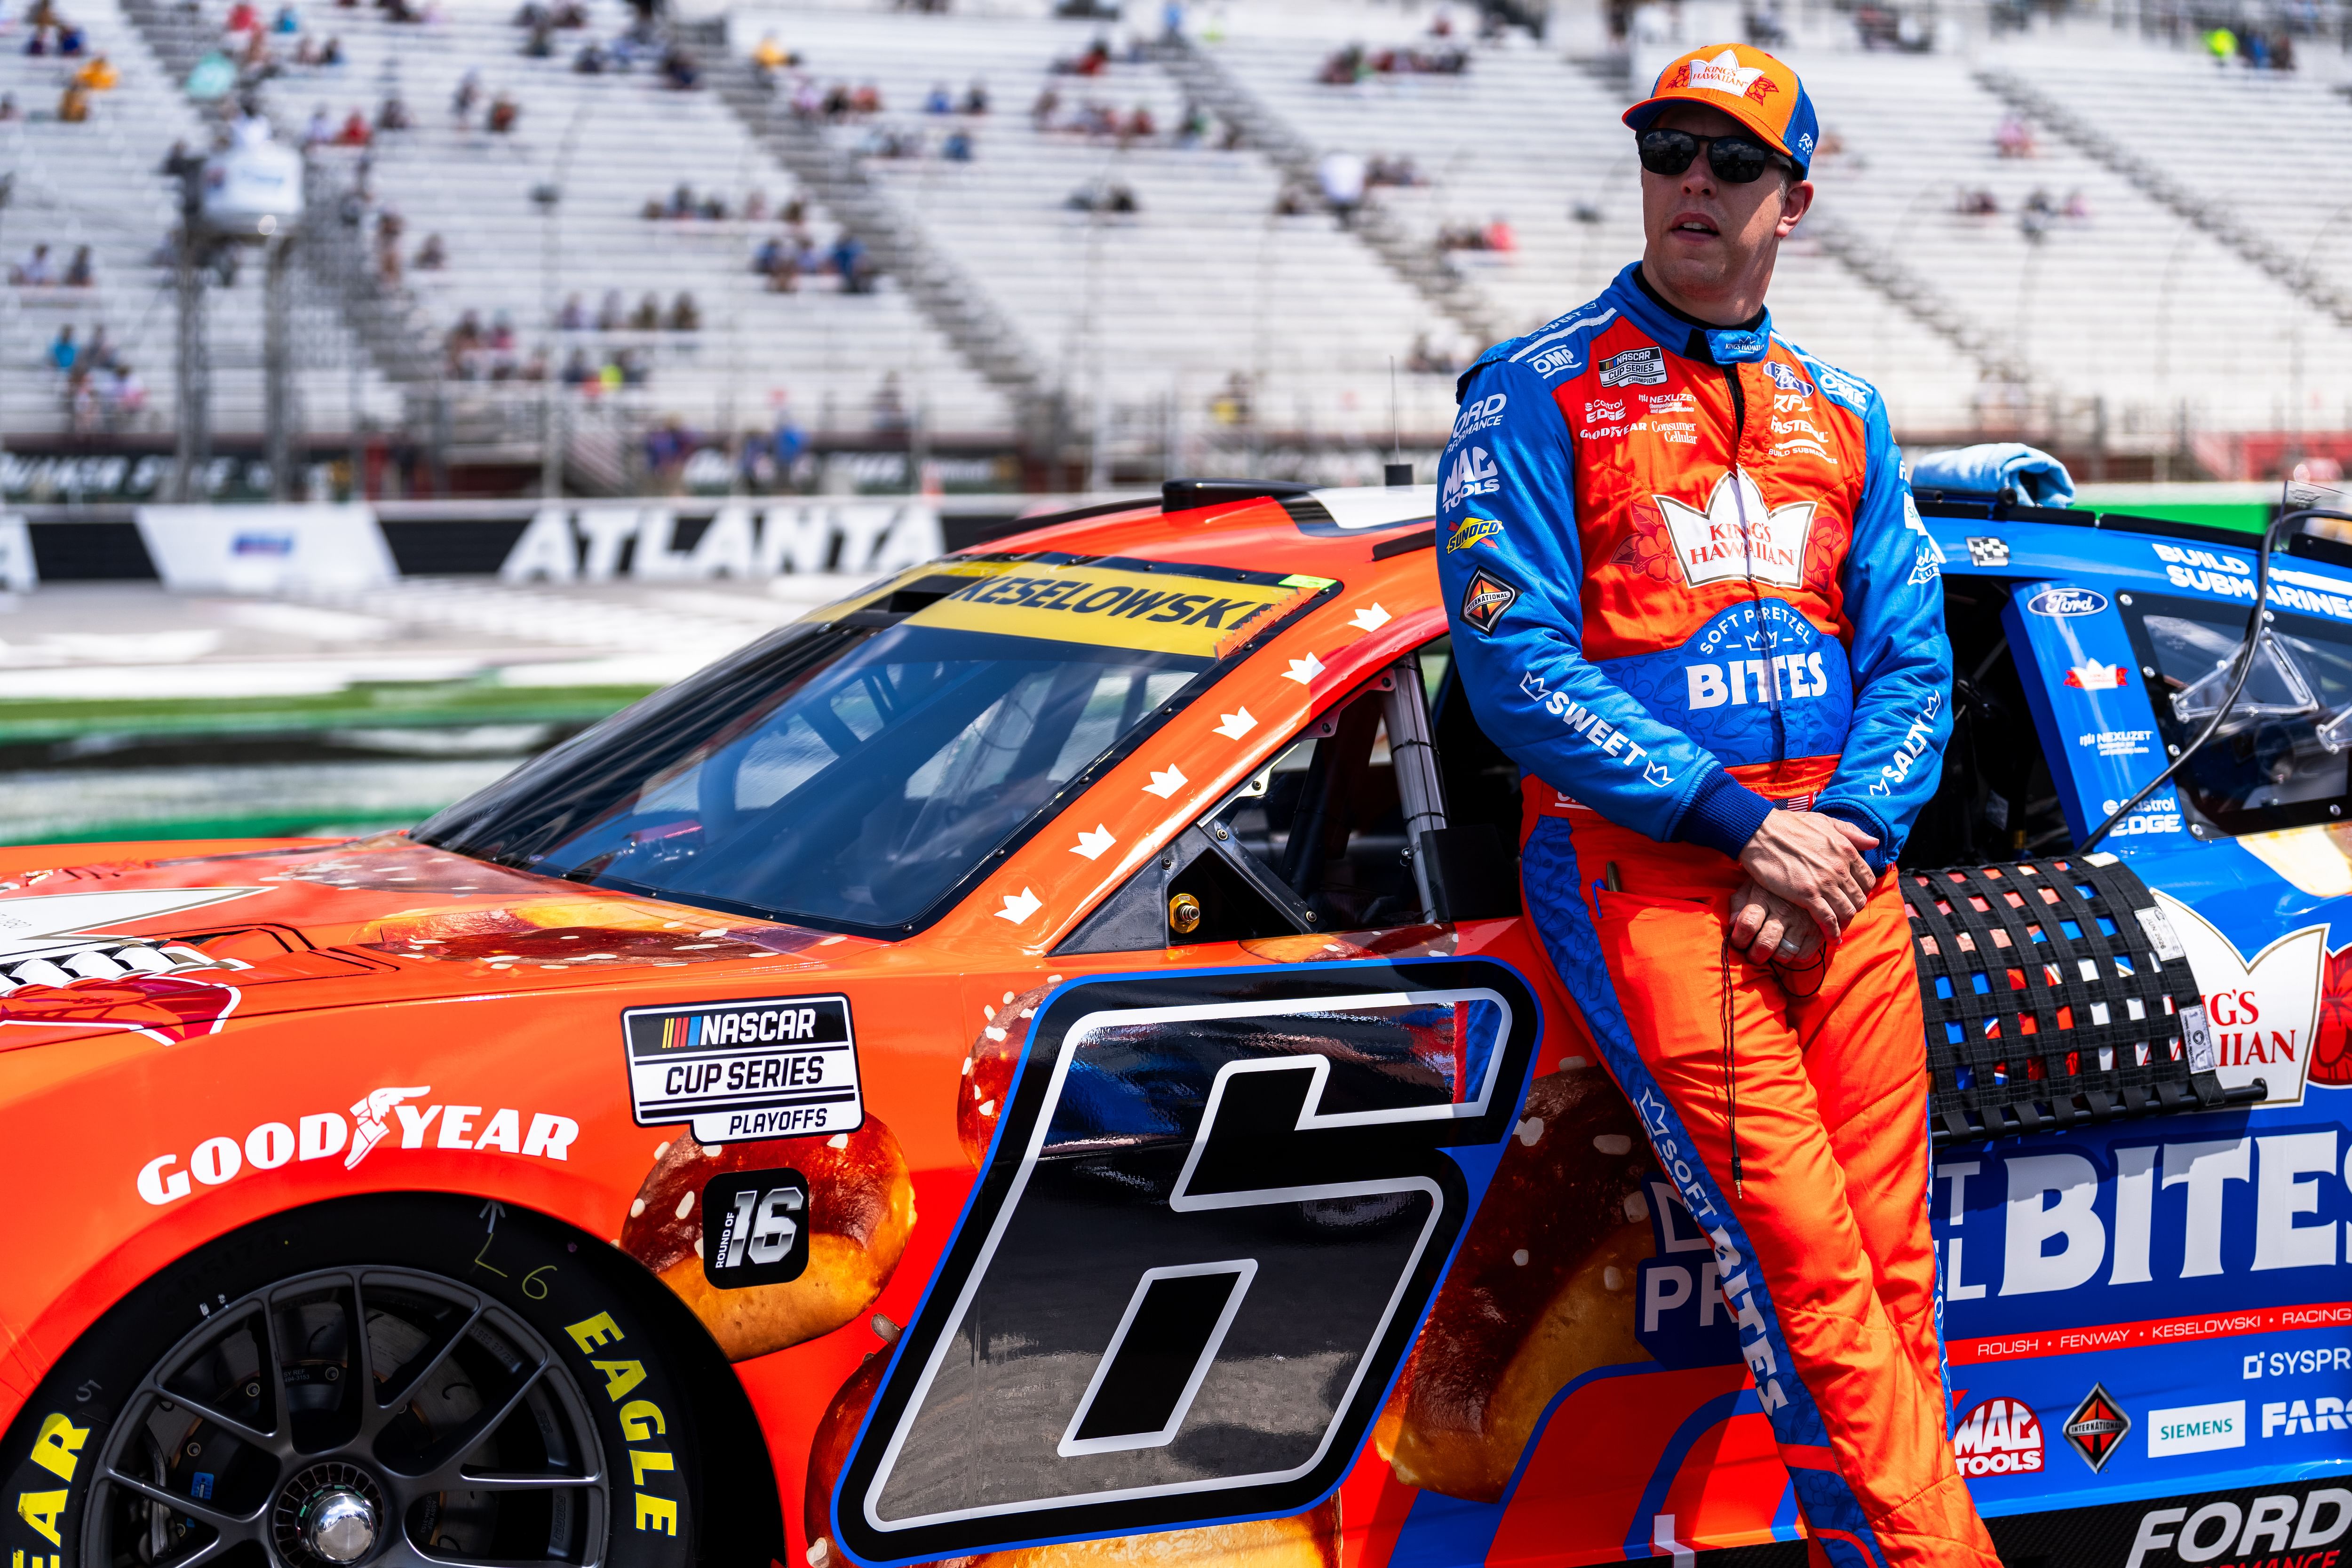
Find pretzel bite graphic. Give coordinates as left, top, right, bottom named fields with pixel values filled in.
left=958, top=984, right=1049, bottom=1167
left=802, top=1340, right=1339, bottom=1568
left=621, top=1121, right=913, bottom=1361
left=1389, top=1066, right=1652, bottom=1501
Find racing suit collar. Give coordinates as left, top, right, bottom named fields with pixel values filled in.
left=1615, top=262, right=1773, bottom=366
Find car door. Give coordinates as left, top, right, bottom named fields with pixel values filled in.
left=822, top=632, right=1666, bottom=1567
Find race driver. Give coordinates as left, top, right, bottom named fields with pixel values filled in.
left=1435, top=43, right=1997, bottom=1568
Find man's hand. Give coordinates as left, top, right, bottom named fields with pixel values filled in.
left=1727, top=878, right=1824, bottom=967
left=1737, top=810, right=1877, bottom=940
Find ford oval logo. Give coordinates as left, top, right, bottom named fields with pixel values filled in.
left=2026, top=587, right=2109, bottom=617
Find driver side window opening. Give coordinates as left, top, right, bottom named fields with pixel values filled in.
left=1059, top=640, right=1524, bottom=955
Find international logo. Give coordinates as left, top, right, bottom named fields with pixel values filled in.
left=1950, top=1396, right=2044, bottom=1476
left=2063, top=1384, right=2131, bottom=1472
left=1447, top=515, right=1503, bottom=552
left=2026, top=586, right=2109, bottom=617
left=2066, top=661, right=2130, bottom=690
left=1598, top=347, right=1667, bottom=388
left=1652, top=469, right=1817, bottom=590
left=1460, top=569, right=1518, bottom=633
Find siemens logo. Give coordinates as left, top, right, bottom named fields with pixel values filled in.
left=2149, top=1401, right=2245, bottom=1457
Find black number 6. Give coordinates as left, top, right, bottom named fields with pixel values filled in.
left=834, top=958, right=1539, bottom=1563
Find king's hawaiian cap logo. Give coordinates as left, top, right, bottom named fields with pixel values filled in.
left=1674, top=47, right=1780, bottom=103
left=1653, top=469, right=1817, bottom=590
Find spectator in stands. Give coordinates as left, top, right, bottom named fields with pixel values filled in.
left=925, top=81, right=953, bottom=114
left=107, top=362, right=146, bottom=422
left=561, top=345, right=594, bottom=385
left=617, top=347, right=647, bottom=385
left=524, top=17, right=554, bottom=56
left=558, top=292, right=588, bottom=329
left=871, top=373, right=908, bottom=431
left=226, top=0, right=259, bottom=32
left=1955, top=187, right=1997, bottom=217
left=58, top=80, right=91, bottom=120
left=753, top=233, right=791, bottom=288
left=832, top=231, right=872, bottom=292
left=1318, top=149, right=1366, bottom=227
left=2063, top=188, right=2090, bottom=221
left=1484, top=215, right=1516, bottom=252
left=629, top=291, right=662, bottom=330
left=942, top=127, right=973, bottom=160
left=304, top=102, right=333, bottom=144
left=1030, top=85, right=1058, bottom=127
left=1368, top=153, right=1424, bottom=187
left=79, top=326, right=115, bottom=372
left=487, top=89, right=519, bottom=131
left=63, top=245, right=94, bottom=286
left=1209, top=372, right=1251, bottom=425
left=2205, top=25, right=2238, bottom=62
left=374, top=208, right=405, bottom=283
left=751, top=31, right=795, bottom=85
left=445, top=310, right=484, bottom=375
left=962, top=79, right=988, bottom=113
left=1273, top=182, right=1313, bottom=216
left=661, top=45, right=699, bottom=88
left=452, top=68, right=479, bottom=126
left=1057, top=34, right=1111, bottom=75
left=596, top=287, right=625, bottom=330
left=45, top=326, right=75, bottom=373
left=318, top=33, right=342, bottom=63
left=1994, top=113, right=2034, bottom=158
left=1407, top=332, right=1457, bottom=374
left=1120, top=104, right=1155, bottom=143
left=335, top=106, right=369, bottom=144
left=851, top=81, right=882, bottom=114
left=667, top=292, right=700, bottom=331
left=572, top=38, right=606, bottom=72
left=75, top=53, right=117, bottom=89
left=0, top=94, right=17, bottom=120
left=377, top=92, right=411, bottom=130
left=414, top=232, right=447, bottom=269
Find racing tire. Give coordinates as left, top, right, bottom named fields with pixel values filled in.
left=0, top=1194, right=755, bottom=1568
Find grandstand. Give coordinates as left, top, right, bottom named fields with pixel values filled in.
left=4, top=0, right=2350, bottom=489
left=0, top=0, right=397, bottom=449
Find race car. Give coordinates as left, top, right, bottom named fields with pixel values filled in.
left=1, top=476, right=2348, bottom=1568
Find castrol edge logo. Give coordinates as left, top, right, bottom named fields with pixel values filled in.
left=1653, top=469, right=1817, bottom=590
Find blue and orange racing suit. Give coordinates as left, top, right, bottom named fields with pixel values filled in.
left=1437, top=263, right=1995, bottom=1568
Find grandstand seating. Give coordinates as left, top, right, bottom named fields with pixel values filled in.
left=0, top=0, right=397, bottom=445
left=4, top=0, right=2349, bottom=470
left=729, top=5, right=1469, bottom=450
left=121, top=0, right=1013, bottom=451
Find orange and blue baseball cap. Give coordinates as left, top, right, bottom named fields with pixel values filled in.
left=1622, top=43, right=1819, bottom=176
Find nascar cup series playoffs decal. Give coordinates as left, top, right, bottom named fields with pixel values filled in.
left=624, top=994, right=863, bottom=1141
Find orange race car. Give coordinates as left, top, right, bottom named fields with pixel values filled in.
left=3, top=481, right=2347, bottom=1568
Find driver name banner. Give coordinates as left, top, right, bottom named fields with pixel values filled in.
left=622, top=993, right=862, bottom=1141
left=910, top=563, right=1307, bottom=659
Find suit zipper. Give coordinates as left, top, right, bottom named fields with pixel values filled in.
left=1720, top=361, right=1787, bottom=768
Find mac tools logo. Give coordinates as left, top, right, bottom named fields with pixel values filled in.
left=1653, top=469, right=1817, bottom=590
left=1951, top=1396, right=2045, bottom=1476
left=1443, top=446, right=1500, bottom=509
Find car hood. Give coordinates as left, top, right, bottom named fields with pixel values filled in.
left=0, top=835, right=870, bottom=1051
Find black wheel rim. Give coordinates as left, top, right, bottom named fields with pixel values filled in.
left=85, top=1266, right=609, bottom=1568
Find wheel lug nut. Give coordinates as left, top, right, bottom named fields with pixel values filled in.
left=185, top=1442, right=202, bottom=1457
left=246, top=1383, right=261, bottom=1398
left=325, top=1368, right=340, bottom=1382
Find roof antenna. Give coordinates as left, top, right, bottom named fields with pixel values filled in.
left=1385, top=356, right=1412, bottom=487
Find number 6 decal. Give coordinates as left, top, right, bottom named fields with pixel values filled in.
left=835, top=958, right=1539, bottom=1564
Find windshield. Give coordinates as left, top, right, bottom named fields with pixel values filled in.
left=2122, top=589, right=2352, bottom=834
left=418, top=556, right=1325, bottom=934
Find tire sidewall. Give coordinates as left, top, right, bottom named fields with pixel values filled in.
left=0, top=1194, right=700, bottom=1568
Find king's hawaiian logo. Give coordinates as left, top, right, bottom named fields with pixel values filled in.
left=1653, top=469, right=1817, bottom=590
left=1675, top=48, right=1779, bottom=104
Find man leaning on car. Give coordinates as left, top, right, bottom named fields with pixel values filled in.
left=1436, top=43, right=2000, bottom=1568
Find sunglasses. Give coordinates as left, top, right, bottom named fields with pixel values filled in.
left=1636, top=127, right=1795, bottom=184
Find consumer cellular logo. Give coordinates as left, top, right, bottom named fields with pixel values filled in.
left=2025, top=586, right=2109, bottom=617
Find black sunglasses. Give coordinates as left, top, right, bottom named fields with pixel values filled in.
left=1636, top=127, right=1795, bottom=184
